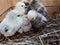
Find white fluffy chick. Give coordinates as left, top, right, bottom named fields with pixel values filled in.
left=0, top=9, right=23, bottom=36
left=18, top=15, right=31, bottom=33
left=27, top=10, right=47, bottom=30
left=15, top=2, right=26, bottom=16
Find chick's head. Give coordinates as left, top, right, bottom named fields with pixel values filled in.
left=15, top=2, right=26, bottom=9
left=27, top=10, right=37, bottom=21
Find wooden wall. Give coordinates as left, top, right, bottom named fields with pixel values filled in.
left=11, top=0, right=21, bottom=6
left=40, top=0, right=60, bottom=16
left=0, top=0, right=11, bottom=15
left=11, top=0, right=60, bottom=6
left=40, top=0, right=60, bottom=6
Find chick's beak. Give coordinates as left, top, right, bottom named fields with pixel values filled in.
left=24, top=5, right=27, bottom=8
left=28, top=16, right=32, bottom=21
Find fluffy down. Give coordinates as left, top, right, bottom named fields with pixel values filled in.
left=27, top=10, right=47, bottom=29
left=31, top=0, right=47, bottom=16
left=18, top=15, right=31, bottom=33
left=15, top=2, right=26, bottom=16
left=0, top=9, right=23, bottom=36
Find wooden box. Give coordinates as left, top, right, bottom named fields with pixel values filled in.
left=0, top=0, right=60, bottom=21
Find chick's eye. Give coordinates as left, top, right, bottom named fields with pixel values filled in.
left=17, top=15, right=20, bottom=17
left=5, top=27, right=8, bottom=32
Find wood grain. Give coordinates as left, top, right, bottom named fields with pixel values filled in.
left=11, top=0, right=60, bottom=6
left=0, top=0, right=11, bottom=15
left=47, top=7, right=60, bottom=16
left=40, top=0, right=60, bottom=6
left=11, top=0, right=21, bottom=6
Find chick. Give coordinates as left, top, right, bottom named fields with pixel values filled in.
left=18, top=15, right=31, bottom=33
left=33, top=2, right=47, bottom=16
left=21, top=0, right=32, bottom=14
left=15, top=2, right=26, bottom=16
left=22, top=0, right=47, bottom=16
left=27, top=10, right=47, bottom=30
left=0, top=9, right=23, bottom=37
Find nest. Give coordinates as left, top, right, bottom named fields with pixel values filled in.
left=0, top=14, right=60, bottom=45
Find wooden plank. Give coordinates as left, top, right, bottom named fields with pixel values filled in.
left=46, top=7, right=60, bottom=16
left=0, top=0, right=11, bottom=15
left=11, top=0, right=21, bottom=6
left=11, top=0, right=60, bottom=6
left=40, top=0, right=60, bottom=6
